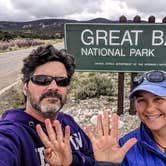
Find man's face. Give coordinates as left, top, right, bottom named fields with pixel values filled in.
left=23, top=61, right=69, bottom=118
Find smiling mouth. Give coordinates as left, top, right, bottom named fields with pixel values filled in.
left=145, top=114, right=162, bottom=120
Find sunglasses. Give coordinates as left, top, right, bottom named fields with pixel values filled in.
left=133, top=70, right=166, bottom=85
left=30, top=75, right=70, bottom=86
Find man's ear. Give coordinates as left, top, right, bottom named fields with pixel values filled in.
left=22, top=83, right=28, bottom=96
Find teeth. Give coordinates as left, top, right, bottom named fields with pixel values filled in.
left=146, top=114, right=161, bottom=120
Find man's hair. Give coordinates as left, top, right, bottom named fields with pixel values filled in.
left=21, top=44, right=75, bottom=83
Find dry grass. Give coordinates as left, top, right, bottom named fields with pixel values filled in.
left=0, top=39, right=62, bottom=53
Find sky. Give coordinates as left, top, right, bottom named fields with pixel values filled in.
left=0, top=0, right=165, bottom=22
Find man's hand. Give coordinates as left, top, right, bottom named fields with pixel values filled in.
left=86, top=110, right=137, bottom=163
left=36, top=119, right=72, bottom=166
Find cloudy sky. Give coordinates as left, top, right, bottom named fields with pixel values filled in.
left=0, top=0, right=165, bottom=22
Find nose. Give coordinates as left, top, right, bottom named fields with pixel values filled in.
left=47, top=80, right=59, bottom=90
left=146, top=101, right=156, bottom=113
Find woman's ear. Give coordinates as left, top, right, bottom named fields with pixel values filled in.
left=22, top=83, right=28, bottom=96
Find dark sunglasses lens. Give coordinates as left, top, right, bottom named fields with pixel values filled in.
left=31, top=75, right=70, bottom=86
left=31, top=75, right=52, bottom=85
left=146, top=71, right=165, bottom=82
left=56, top=77, right=70, bottom=86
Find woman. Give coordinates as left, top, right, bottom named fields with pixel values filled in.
left=90, top=70, right=166, bottom=165
left=36, top=70, right=166, bottom=166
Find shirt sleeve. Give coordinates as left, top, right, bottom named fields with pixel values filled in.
left=72, top=152, right=94, bottom=166
left=0, top=127, right=20, bottom=165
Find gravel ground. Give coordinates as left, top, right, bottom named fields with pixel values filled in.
left=63, top=95, right=140, bottom=138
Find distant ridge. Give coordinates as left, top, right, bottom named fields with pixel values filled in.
left=0, top=18, right=142, bottom=39
left=0, top=17, right=117, bottom=32
left=82, top=17, right=118, bottom=23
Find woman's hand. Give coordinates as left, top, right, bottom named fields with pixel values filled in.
left=86, top=110, right=137, bottom=163
left=36, top=119, right=72, bottom=166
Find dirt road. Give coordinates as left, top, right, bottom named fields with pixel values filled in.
left=0, top=42, right=64, bottom=90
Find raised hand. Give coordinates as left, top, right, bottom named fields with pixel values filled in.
left=36, top=119, right=72, bottom=166
left=86, top=110, right=137, bottom=163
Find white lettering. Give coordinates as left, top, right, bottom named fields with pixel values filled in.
left=81, top=47, right=126, bottom=56
left=36, top=147, right=50, bottom=166
left=81, top=29, right=143, bottom=46
left=131, top=30, right=143, bottom=45
left=81, top=29, right=94, bottom=45
left=109, top=30, right=120, bottom=45
left=152, top=30, right=164, bottom=45
left=70, top=132, right=83, bottom=150
left=96, top=30, right=108, bottom=45
left=130, top=49, right=155, bottom=57
left=121, top=30, right=133, bottom=45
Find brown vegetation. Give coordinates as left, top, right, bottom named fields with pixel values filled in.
left=0, top=39, right=45, bottom=52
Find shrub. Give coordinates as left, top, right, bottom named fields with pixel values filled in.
left=0, top=41, right=9, bottom=50
left=74, top=74, right=115, bottom=100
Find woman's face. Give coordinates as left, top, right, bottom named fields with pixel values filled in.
left=135, top=91, right=166, bottom=132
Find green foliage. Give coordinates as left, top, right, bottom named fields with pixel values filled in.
left=11, top=97, right=24, bottom=108
left=15, top=31, right=63, bottom=40
left=0, top=82, right=25, bottom=112
left=0, top=73, right=116, bottom=112
left=0, top=31, right=15, bottom=41
left=0, top=30, right=63, bottom=41
left=73, top=74, right=115, bottom=100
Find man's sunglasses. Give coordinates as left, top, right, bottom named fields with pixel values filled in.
left=30, top=75, right=70, bottom=86
left=133, top=70, right=166, bottom=85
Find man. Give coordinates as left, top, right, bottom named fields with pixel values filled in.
left=0, top=44, right=94, bottom=166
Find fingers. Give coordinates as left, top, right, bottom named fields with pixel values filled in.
left=103, top=110, right=110, bottom=136
left=64, top=125, right=71, bottom=145
left=110, top=113, right=118, bottom=140
left=37, top=119, right=71, bottom=144
left=53, top=120, right=71, bottom=145
left=97, top=110, right=112, bottom=137
left=45, top=119, right=57, bottom=143
left=53, top=120, right=63, bottom=142
left=97, top=114, right=104, bottom=137
left=120, top=138, right=137, bottom=156
left=44, top=148, right=55, bottom=164
left=89, top=110, right=118, bottom=139
left=36, top=124, right=52, bottom=148
left=44, top=147, right=53, bottom=158
left=86, top=125, right=96, bottom=143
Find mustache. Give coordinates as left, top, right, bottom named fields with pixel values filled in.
left=39, top=90, right=62, bottom=102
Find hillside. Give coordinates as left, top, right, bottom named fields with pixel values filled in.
left=0, top=18, right=117, bottom=40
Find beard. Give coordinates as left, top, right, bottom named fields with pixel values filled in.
left=27, top=89, right=66, bottom=118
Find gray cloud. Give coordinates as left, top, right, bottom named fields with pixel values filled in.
left=0, top=0, right=165, bottom=22
left=117, top=0, right=166, bottom=19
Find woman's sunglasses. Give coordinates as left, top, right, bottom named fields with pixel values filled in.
left=30, top=75, right=70, bottom=86
left=133, top=70, right=166, bottom=85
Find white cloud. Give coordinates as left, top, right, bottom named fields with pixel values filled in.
left=0, top=0, right=165, bottom=22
